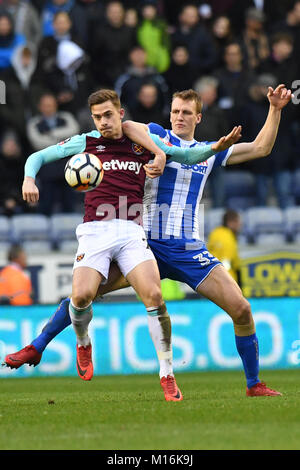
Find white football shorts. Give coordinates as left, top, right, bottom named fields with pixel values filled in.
left=73, top=219, right=155, bottom=282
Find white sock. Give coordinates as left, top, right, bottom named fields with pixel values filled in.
left=147, top=305, right=173, bottom=379
left=69, top=300, right=92, bottom=347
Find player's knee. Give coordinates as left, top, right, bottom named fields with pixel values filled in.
left=234, top=298, right=252, bottom=325
left=72, top=289, right=94, bottom=309
left=146, top=285, right=163, bottom=307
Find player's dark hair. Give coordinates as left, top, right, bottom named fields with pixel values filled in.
left=172, top=89, right=203, bottom=113
left=88, top=89, right=121, bottom=110
left=223, top=209, right=240, bottom=227
left=7, top=244, right=24, bottom=263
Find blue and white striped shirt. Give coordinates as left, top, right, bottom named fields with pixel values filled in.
left=143, top=123, right=234, bottom=241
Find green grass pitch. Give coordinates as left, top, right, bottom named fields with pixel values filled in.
left=0, top=369, right=300, bottom=450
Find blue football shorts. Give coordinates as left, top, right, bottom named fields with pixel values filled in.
left=148, top=237, right=222, bottom=291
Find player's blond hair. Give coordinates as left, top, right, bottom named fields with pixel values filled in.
left=172, top=89, right=203, bottom=114
left=88, top=89, right=121, bottom=110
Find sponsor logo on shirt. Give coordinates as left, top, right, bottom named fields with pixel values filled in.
left=180, top=162, right=208, bottom=173
left=102, top=160, right=143, bottom=175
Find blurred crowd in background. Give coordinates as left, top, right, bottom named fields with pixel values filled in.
left=0, top=0, right=300, bottom=217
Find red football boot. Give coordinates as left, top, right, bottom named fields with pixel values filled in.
left=246, top=382, right=282, bottom=397
left=4, top=345, right=42, bottom=369
left=160, top=375, right=183, bottom=401
left=76, top=344, right=93, bottom=381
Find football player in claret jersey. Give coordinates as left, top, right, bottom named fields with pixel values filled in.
left=6, top=85, right=291, bottom=398
left=13, top=89, right=239, bottom=401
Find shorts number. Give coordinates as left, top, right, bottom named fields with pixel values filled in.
left=192, top=250, right=218, bottom=266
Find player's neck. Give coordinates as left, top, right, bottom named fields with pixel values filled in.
left=171, top=130, right=195, bottom=142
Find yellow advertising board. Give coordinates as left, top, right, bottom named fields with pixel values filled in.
left=241, top=251, right=300, bottom=297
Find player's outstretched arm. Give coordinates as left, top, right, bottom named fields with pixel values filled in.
left=123, top=120, right=241, bottom=171
left=22, top=135, right=86, bottom=203
left=227, top=84, right=293, bottom=165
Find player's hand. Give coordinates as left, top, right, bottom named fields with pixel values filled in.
left=144, top=152, right=166, bottom=178
left=22, top=176, right=39, bottom=203
left=267, top=84, right=293, bottom=110
left=211, top=126, right=242, bottom=152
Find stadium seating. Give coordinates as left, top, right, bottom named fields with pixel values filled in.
left=204, top=207, right=225, bottom=237
left=10, top=214, right=51, bottom=244
left=224, top=170, right=256, bottom=201
left=244, top=206, right=285, bottom=243
left=255, top=232, right=286, bottom=246
left=0, top=215, right=11, bottom=243
left=291, top=169, right=300, bottom=203
left=50, top=213, right=83, bottom=249
left=2, top=205, right=300, bottom=257
left=22, top=240, right=54, bottom=254
left=227, top=196, right=256, bottom=211
left=283, top=206, right=300, bottom=242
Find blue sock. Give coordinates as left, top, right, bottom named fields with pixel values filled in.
left=235, top=333, right=260, bottom=389
left=31, top=297, right=72, bottom=353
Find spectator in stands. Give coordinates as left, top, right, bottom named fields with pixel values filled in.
left=170, top=4, right=217, bottom=76
left=65, top=0, right=105, bottom=50
left=137, top=0, right=171, bottom=73
left=36, top=12, right=93, bottom=116
left=27, top=92, right=79, bottom=150
left=2, top=0, right=41, bottom=46
left=124, top=7, right=138, bottom=29
left=259, top=32, right=298, bottom=89
left=240, top=8, right=270, bottom=71
left=115, top=45, right=169, bottom=116
left=228, top=0, right=285, bottom=36
left=194, top=76, right=230, bottom=208
left=214, top=41, right=256, bottom=125
left=26, top=93, right=79, bottom=215
left=36, top=11, right=83, bottom=86
left=0, top=244, right=33, bottom=305
left=0, top=131, right=25, bottom=216
left=271, top=0, right=300, bottom=61
left=0, top=43, right=43, bottom=145
left=55, top=38, right=94, bottom=116
left=163, top=45, right=195, bottom=97
left=128, top=82, right=168, bottom=126
left=207, top=209, right=241, bottom=285
left=240, top=74, right=295, bottom=209
left=0, top=10, right=25, bottom=70
left=41, top=0, right=80, bottom=38
left=211, top=15, right=234, bottom=68
left=90, top=0, right=137, bottom=88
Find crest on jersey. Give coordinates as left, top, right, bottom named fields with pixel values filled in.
left=132, top=143, right=145, bottom=155
left=76, top=253, right=85, bottom=262
left=58, top=137, right=71, bottom=145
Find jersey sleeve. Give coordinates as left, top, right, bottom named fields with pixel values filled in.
left=147, top=122, right=168, bottom=138
left=211, top=144, right=235, bottom=169
left=149, top=133, right=216, bottom=164
left=24, top=134, right=87, bottom=178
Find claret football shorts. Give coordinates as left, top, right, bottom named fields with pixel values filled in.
left=73, top=219, right=155, bottom=282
